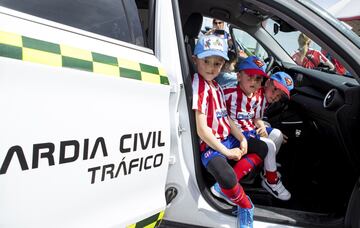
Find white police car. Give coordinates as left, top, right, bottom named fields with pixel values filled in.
left=0, top=0, right=359, bottom=227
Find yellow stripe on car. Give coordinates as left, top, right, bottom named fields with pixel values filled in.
left=126, top=211, right=164, bottom=228
left=0, top=31, right=169, bottom=85
left=0, top=31, right=22, bottom=46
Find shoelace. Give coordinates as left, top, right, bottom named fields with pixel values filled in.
left=234, top=206, right=253, bottom=227
left=232, top=206, right=252, bottom=216
left=270, top=180, right=286, bottom=193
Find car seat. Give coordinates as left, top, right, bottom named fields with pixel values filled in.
left=183, top=13, right=203, bottom=75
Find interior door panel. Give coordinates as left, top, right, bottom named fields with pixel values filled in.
left=265, top=63, right=360, bottom=215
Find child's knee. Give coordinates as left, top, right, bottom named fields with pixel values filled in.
left=269, top=128, right=283, bottom=142
left=218, top=169, right=237, bottom=188
left=257, top=140, right=268, bottom=160
left=264, top=139, right=276, bottom=157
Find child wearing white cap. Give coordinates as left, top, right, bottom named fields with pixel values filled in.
left=192, top=35, right=268, bottom=228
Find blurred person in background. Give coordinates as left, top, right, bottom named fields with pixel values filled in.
left=292, top=33, right=335, bottom=71
left=206, top=18, right=233, bottom=49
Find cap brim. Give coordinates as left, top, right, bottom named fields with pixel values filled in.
left=197, top=50, right=229, bottom=61
left=242, top=69, right=268, bottom=77
left=273, top=80, right=290, bottom=98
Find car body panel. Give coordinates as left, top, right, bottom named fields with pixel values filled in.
left=0, top=6, right=171, bottom=228
left=1, top=0, right=360, bottom=227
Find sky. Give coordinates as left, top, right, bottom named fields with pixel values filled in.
left=313, top=0, right=339, bottom=9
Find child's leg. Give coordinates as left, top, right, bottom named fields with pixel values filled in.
left=260, top=133, right=291, bottom=200
left=206, top=156, right=252, bottom=208
left=267, top=128, right=283, bottom=155
left=259, top=137, right=278, bottom=184
left=233, top=138, right=267, bottom=181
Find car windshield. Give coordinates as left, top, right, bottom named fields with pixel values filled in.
left=262, top=19, right=323, bottom=59
left=263, top=18, right=354, bottom=77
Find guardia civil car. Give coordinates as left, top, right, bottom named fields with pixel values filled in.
left=0, top=0, right=359, bottom=227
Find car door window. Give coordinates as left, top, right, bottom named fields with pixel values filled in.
left=0, top=0, right=146, bottom=47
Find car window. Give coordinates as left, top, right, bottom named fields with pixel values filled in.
left=232, top=28, right=268, bottom=60
left=200, top=17, right=268, bottom=60
left=0, top=0, right=146, bottom=47
left=263, top=18, right=351, bottom=77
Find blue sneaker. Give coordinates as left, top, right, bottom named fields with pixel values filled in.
left=210, top=183, right=236, bottom=206
left=237, top=196, right=254, bottom=228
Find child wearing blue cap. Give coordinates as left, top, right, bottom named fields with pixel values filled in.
left=219, top=56, right=292, bottom=201
left=255, top=71, right=294, bottom=200
left=192, top=35, right=268, bottom=228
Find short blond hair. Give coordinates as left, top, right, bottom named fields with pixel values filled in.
left=298, top=33, right=311, bottom=49
left=298, top=33, right=311, bottom=62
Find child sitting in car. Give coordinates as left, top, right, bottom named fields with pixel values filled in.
left=253, top=71, right=294, bottom=200
left=222, top=56, right=293, bottom=201
left=192, top=35, right=268, bottom=227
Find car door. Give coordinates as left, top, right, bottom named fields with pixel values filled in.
left=167, top=0, right=360, bottom=227
left=0, top=1, right=171, bottom=227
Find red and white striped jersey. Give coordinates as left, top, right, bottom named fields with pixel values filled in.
left=257, top=87, right=269, bottom=119
left=224, top=86, right=268, bottom=131
left=292, top=48, right=329, bottom=69
left=192, top=73, right=230, bottom=146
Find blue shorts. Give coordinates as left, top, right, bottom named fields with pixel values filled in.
left=201, top=135, right=240, bottom=168
left=242, top=127, right=273, bottom=140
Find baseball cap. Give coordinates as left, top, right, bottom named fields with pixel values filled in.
left=237, top=56, right=267, bottom=77
left=194, top=35, right=229, bottom=60
left=270, top=71, right=294, bottom=98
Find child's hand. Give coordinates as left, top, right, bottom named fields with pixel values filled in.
left=283, top=134, right=288, bottom=144
left=240, top=139, right=248, bottom=156
left=224, top=148, right=243, bottom=161
left=256, top=126, right=268, bottom=138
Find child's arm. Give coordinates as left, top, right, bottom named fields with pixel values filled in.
left=228, top=117, right=248, bottom=156
left=254, top=118, right=268, bottom=138
left=195, top=111, right=242, bottom=161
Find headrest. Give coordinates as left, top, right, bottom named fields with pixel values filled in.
left=183, top=13, right=203, bottom=39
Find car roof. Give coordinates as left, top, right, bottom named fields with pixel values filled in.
left=179, top=0, right=360, bottom=48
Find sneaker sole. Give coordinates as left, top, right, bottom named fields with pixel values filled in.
left=210, top=186, right=237, bottom=206
left=261, top=180, right=291, bottom=201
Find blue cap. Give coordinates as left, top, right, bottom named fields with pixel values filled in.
left=270, top=71, right=294, bottom=98
left=237, top=56, right=267, bottom=77
left=194, top=35, right=229, bottom=60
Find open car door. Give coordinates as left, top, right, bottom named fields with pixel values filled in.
left=0, top=1, right=171, bottom=227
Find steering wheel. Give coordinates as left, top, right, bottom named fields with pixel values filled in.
left=314, top=63, right=336, bottom=74
left=264, top=55, right=275, bottom=73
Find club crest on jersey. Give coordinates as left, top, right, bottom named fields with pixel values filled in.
left=216, top=109, right=228, bottom=119
left=236, top=111, right=254, bottom=120
left=204, top=150, right=213, bottom=159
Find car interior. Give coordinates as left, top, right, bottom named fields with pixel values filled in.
left=177, top=0, right=360, bottom=227
left=1, top=0, right=359, bottom=227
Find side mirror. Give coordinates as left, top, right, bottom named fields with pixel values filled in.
left=273, top=18, right=296, bottom=33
